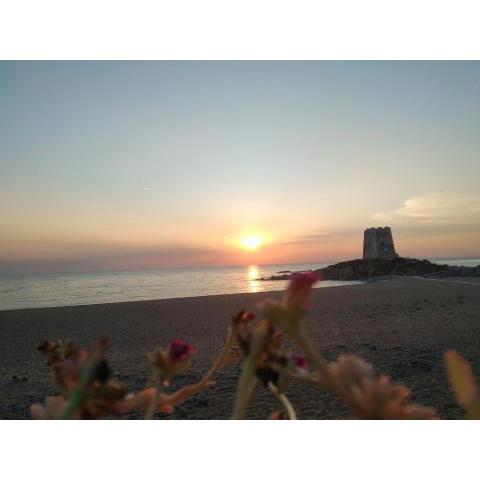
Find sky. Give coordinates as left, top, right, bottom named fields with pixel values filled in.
left=1, top=61, right=479, bottom=273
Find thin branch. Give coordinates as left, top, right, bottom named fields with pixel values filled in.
left=145, top=329, right=236, bottom=419
left=295, top=331, right=332, bottom=387
left=145, top=382, right=163, bottom=420
left=268, top=382, right=297, bottom=420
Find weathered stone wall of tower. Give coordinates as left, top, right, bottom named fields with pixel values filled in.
left=363, top=226, right=398, bottom=260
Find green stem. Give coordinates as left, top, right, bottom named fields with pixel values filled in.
left=295, top=331, right=331, bottom=386
left=198, top=329, right=235, bottom=388
left=58, top=359, right=100, bottom=420
left=268, top=382, right=297, bottom=420
left=145, top=383, right=163, bottom=420
left=232, top=357, right=258, bottom=419
left=295, top=332, right=325, bottom=368
left=145, top=330, right=236, bottom=419
left=58, top=389, right=88, bottom=420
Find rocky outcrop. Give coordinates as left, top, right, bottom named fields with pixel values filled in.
left=258, top=257, right=480, bottom=281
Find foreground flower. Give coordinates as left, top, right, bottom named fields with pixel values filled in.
left=445, top=350, right=480, bottom=419
left=38, top=339, right=77, bottom=365
left=291, top=353, right=308, bottom=370
left=38, top=338, right=110, bottom=394
left=231, top=310, right=256, bottom=355
left=145, top=339, right=198, bottom=418
left=231, top=310, right=256, bottom=329
left=262, top=272, right=319, bottom=338
left=148, top=338, right=196, bottom=385
left=329, top=354, right=437, bottom=419
left=31, top=396, right=70, bottom=420
left=285, top=271, right=320, bottom=311
left=33, top=337, right=131, bottom=419
left=169, top=338, right=195, bottom=363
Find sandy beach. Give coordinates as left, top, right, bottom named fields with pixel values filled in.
left=1, top=277, right=480, bottom=419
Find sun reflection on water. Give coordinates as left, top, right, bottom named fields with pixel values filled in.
left=247, top=265, right=259, bottom=280
left=247, top=265, right=261, bottom=293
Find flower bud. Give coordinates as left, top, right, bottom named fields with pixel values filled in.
left=148, top=338, right=196, bottom=383
left=285, top=271, right=320, bottom=311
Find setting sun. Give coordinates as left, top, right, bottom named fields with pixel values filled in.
left=239, top=235, right=263, bottom=251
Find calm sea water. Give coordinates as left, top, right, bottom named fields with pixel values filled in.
left=0, top=262, right=344, bottom=311
left=0, top=258, right=478, bottom=311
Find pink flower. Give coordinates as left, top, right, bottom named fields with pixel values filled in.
left=262, top=271, right=320, bottom=337
left=285, top=271, right=320, bottom=310
left=231, top=310, right=257, bottom=354
left=291, top=353, right=308, bottom=370
left=31, top=396, right=69, bottom=420
left=168, top=339, right=196, bottom=364
left=329, top=354, right=437, bottom=419
left=148, top=338, right=197, bottom=382
left=231, top=310, right=256, bottom=328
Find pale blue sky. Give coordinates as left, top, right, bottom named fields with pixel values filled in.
left=1, top=61, right=479, bottom=272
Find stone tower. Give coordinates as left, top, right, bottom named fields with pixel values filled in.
left=363, top=226, right=398, bottom=260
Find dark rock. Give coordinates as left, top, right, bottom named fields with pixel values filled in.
left=257, top=274, right=291, bottom=281
left=259, top=257, right=480, bottom=282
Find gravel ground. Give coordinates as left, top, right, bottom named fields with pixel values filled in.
left=1, top=277, right=479, bottom=420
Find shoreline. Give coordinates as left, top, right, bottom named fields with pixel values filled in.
left=0, top=278, right=366, bottom=313
left=1, top=277, right=480, bottom=419
left=4, top=274, right=476, bottom=315
left=2, top=258, right=479, bottom=312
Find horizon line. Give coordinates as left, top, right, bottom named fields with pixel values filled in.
left=2, top=254, right=480, bottom=276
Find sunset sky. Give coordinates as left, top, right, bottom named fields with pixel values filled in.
left=1, top=61, right=479, bottom=273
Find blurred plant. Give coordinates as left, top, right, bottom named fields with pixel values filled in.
left=145, top=338, right=197, bottom=418
left=329, top=354, right=437, bottom=419
left=31, top=309, right=247, bottom=419
left=31, top=271, right=460, bottom=420
left=231, top=271, right=437, bottom=419
left=33, top=337, right=128, bottom=419
left=445, top=350, right=480, bottom=419
left=32, top=334, right=227, bottom=419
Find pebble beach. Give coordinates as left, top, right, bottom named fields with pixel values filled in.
left=1, top=277, right=480, bottom=419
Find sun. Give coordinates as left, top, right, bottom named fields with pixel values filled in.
left=239, top=235, right=263, bottom=251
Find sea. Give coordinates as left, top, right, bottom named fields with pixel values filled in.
left=0, top=258, right=478, bottom=311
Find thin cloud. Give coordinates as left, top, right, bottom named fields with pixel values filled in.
left=276, top=229, right=360, bottom=247
left=373, top=193, right=480, bottom=226
left=0, top=243, right=230, bottom=274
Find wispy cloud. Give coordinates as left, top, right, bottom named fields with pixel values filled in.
left=373, top=193, right=480, bottom=226
left=0, top=242, right=231, bottom=274
left=277, top=229, right=360, bottom=246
